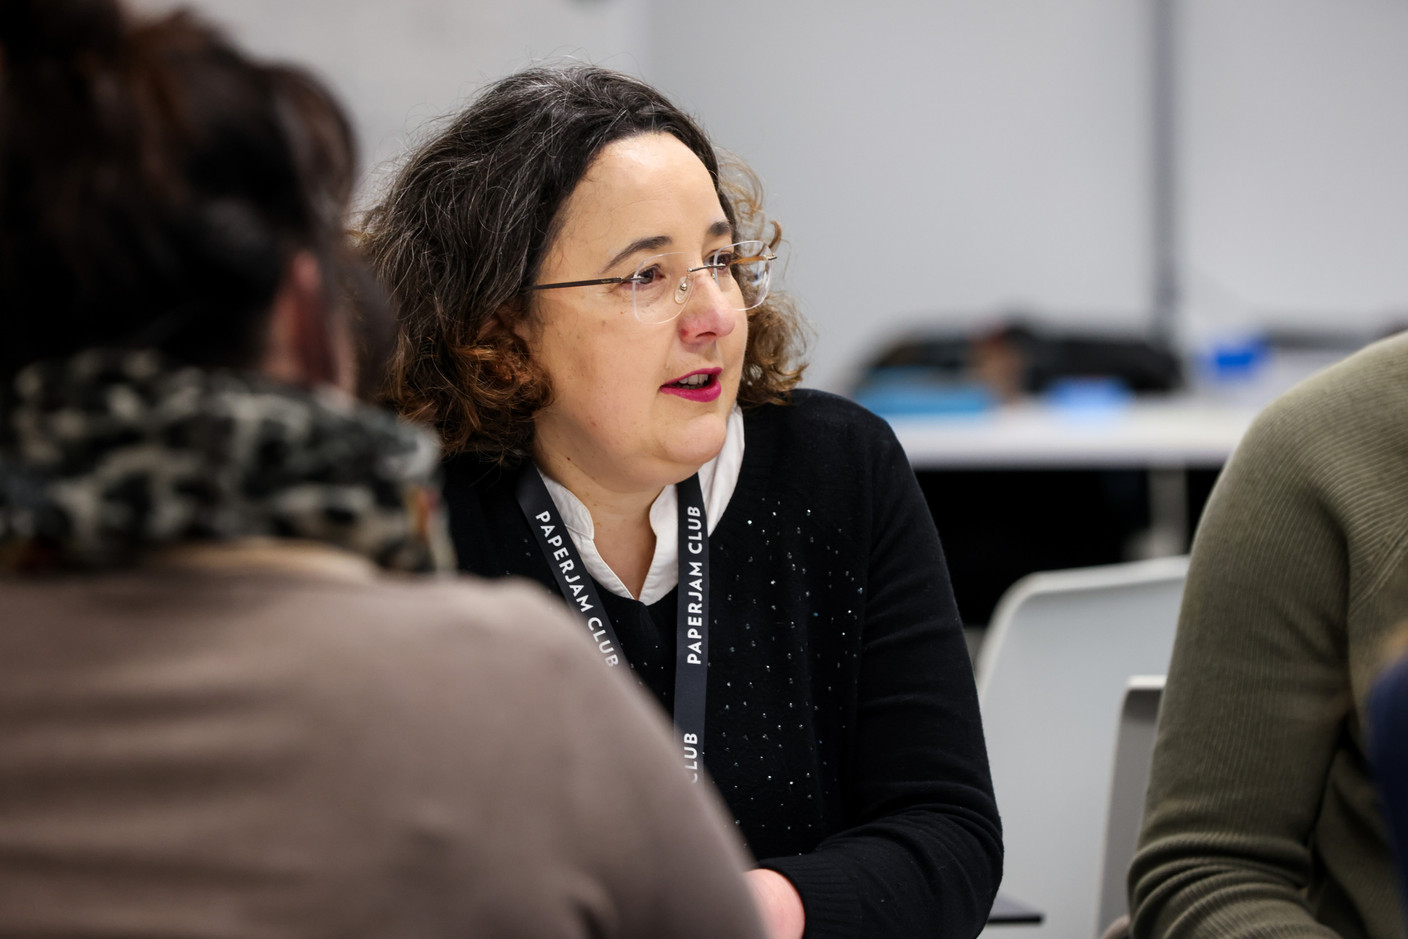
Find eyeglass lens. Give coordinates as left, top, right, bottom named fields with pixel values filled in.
left=630, top=240, right=772, bottom=324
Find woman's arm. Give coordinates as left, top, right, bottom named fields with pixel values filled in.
left=758, top=409, right=1003, bottom=939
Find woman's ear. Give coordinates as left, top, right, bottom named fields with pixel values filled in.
left=497, top=302, right=533, bottom=345
left=263, top=249, right=355, bottom=391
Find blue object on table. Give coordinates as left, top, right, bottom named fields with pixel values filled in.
left=1042, top=377, right=1133, bottom=415
left=852, top=370, right=996, bottom=417
left=1198, top=333, right=1269, bottom=383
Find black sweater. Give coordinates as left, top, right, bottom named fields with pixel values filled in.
left=444, top=390, right=1002, bottom=938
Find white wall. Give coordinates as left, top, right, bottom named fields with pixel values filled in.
left=140, top=0, right=1408, bottom=390
left=1179, top=0, right=1408, bottom=337
left=648, top=0, right=1152, bottom=388
left=140, top=0, right=655, bottom=197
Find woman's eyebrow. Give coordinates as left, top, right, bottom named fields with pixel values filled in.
left=601, top=236, right=671, bottom=273
left=599, top=220, right=734, bottom=274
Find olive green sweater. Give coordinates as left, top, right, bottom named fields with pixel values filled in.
left=1130, top=333, right=1408, bottom=938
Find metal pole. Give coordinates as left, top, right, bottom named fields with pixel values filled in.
left=1151, top=0, right=1180, bottom=350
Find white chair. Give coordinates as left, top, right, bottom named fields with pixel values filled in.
left=975, top=558, right=1187, bottom=938
left=1094, top=676, right=1165, bottom=939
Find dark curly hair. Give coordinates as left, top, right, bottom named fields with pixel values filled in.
left=361, top=65, right=807, bottom=463
left=0, top=0, right=382, bottom=390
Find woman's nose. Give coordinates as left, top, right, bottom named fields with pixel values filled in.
left=676, top=271, right=738, bottom=342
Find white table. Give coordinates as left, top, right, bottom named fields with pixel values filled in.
left=886, top=396, right=1259, bottom=471
left=882, top=395, right=1263, bottom=556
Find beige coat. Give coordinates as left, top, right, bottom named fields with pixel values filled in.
left=0, top=541, right=764, bottom=938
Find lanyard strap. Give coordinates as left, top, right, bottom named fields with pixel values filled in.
left=516, top=467, right=623, bottom=668
left=515, top=467, right=710, bottom=781
left=673, top=473, right=709, bottom=782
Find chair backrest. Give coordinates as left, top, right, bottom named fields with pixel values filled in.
left=975, top=557, right=1187, bottom=939
left=1095, top=676, right=1165, bottom=937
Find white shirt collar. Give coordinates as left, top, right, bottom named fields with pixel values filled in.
left=538, top=406, right=744, bottom=605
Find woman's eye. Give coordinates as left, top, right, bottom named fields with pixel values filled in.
left=627, top=266, right=665, bottom=288
left=707, top=250, right=735, bottom=269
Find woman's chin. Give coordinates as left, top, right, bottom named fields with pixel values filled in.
left=662, top=421, right=728, bottom=474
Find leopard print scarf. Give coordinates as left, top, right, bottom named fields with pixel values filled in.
left=0, top=349, right=452, bottom=573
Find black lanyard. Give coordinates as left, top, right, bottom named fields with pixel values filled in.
left=516, top=467, right=710, bottom=782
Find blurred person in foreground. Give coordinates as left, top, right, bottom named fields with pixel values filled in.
left=362, top=65, right=1002, bottom=939
left=0, top=3, right=765, bottom=936
left=1369, top=633, right=1408, bottom=930
left=1128, top=334, right=1408, bottom=938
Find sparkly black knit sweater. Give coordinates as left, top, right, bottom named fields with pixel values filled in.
left=444, top=390, right=1003, bottom=939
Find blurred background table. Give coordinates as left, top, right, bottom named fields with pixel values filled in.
left=862, top=378, right=1298, bottom=635
left=850, top=330, right=1373, bottom=633
left=888, top=395, right=1256, bottom=469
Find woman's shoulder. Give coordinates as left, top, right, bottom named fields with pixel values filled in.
left=745, top=388, right=900, bottom=454
left=739, top=390, right=911, bottom=515
left=439, top=450, right=522, bottom=522
left=442, top=450, right=518, bottom=492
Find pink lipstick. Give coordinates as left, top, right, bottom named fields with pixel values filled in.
left=660, top=368, right=722, bottom=402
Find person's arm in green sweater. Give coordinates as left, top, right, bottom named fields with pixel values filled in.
left=1129, top=391, right=1353, bottom=938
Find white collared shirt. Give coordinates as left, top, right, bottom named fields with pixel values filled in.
left=538, top=406, right=744, bottom=605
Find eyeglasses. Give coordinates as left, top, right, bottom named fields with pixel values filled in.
left=528, top=240, right=776, bottom=325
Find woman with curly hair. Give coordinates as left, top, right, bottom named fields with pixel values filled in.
left=364, top=66, right=1002, bottom=939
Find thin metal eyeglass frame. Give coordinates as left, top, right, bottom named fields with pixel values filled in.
left=527, top=243, right=777, bottom=314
